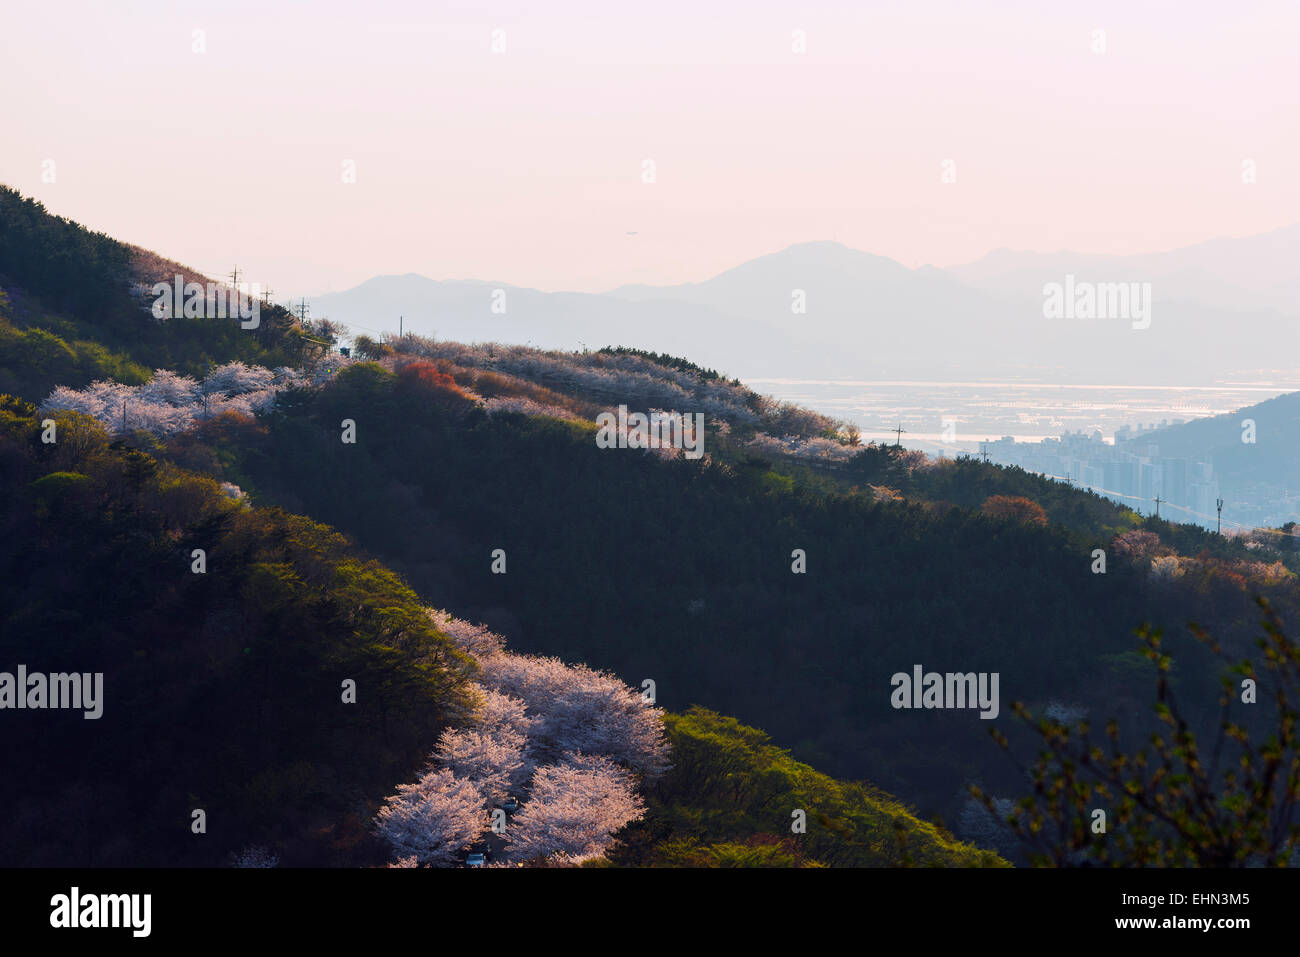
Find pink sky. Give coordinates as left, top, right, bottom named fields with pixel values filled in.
left=1, top=0, right=1295, bottom=295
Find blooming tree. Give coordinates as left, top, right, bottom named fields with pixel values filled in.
left=477, top=653, right=670, bottom=779
left=473, top=687, right=540, bottom=748
left=374, top=768, right=486, bottom=866
left=428, top=609, right=670, bottom=780
left=484, top=394, right=582, bottom=421
left=203, top=361, right=278, bottom=395
left=39, top=360, right=327, bottom=437
left=378, top=612, right=670, bottom=866
left=434, top=705, right=534, bottom=803
left=427, top=609, right=506, bottom=659
left=407, top=339, right=761, bottom=425
left=503, top=753, right=646, bottom=864
left=747, top=431, right=859, bottom=464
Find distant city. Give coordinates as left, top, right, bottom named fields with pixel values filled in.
left=750, top=378, right=1300, bottom=534
left=981, top=423, right=1219, bottom=526
left=982, top=422, right=1297, bottom=534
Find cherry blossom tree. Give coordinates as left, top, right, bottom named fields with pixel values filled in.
left=478, top=652, right=670, bottom=779
left=137, top=369, right=199, bottom=406
left=41, top=362, right=301, bottom=437
left=203, top=361, right=277, bottom=395
left=434, top=724, right=530, bottom=803
left=43, top=380, right=131, bottom=423
left=747, top=431, right=859, bottom=464
left=473, top=687, right=540, bottom=747
left=374, top=768, right=486, bottom=866
left=380, top=612, right=668, bottom=865
left=483, top=395, right=581, bottom=421
left=503, top=753, right=646, bottom=864
left=409, top=339, right=760, bottom=425
left=426, top=610, right=670, bottom=780
left=428, top=609, right=507, bottom=659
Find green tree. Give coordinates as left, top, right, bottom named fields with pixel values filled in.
left=976, top=596, right=1300, bottom=866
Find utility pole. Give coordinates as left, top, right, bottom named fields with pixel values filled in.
left=978, top=442, right=990, bottom=464
left=295, top=298, right=310, bottom=325
left=890, top=423, right=906, bottom=448
left=228, top=266, right=242, bottom=311
left=1153, top=495, right=1164, bottom=519
left=1217, top=497, right=1224, bottom=535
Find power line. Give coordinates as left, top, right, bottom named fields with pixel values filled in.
left=1026, top=470, right=1300, bottom=539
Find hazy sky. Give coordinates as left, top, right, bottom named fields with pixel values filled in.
left=2, top=0, right=1296, bottom=296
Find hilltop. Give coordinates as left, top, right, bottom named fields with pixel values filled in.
left=0, top=185, right=308, bottom=401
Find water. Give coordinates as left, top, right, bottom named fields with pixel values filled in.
left=744, top=377, right=1300, bottom=452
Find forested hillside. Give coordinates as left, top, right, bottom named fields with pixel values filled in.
left=0, top=186, right=306, bottom=401
left=0, top=391, right=1000, bottom=866
left=140, top=358, right=1299, bottom=827
left=612, top=707, right=1005, bottom=867
left=0, top=396, right=478, bottom=865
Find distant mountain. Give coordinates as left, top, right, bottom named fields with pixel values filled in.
left=318, top=229, right=1300, bottom=384
left=310, top=273, right=808, bottom=379
left=608, top=241, right=1011, bottom=379
left=948, top=224, right=1300, bottom=317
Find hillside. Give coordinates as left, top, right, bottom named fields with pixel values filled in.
left=611, top=707, right=1005, bottom=867
left=0, top=185, right=307, bottom=401
left=127, top=353, right=1299, bottom=832
left=0, top=395, right=477, bottom=865
left=0, top=390, right=999, bottom=867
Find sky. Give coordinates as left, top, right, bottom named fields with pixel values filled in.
left=1, top=0, right=1296, bottom=296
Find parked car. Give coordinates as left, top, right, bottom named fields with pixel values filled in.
left=464, top=852, right=486, bottom=868
left=501, top=796, right=519, bottom=813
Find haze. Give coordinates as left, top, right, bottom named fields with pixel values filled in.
left=1, top=0, right=1296, bottom=295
